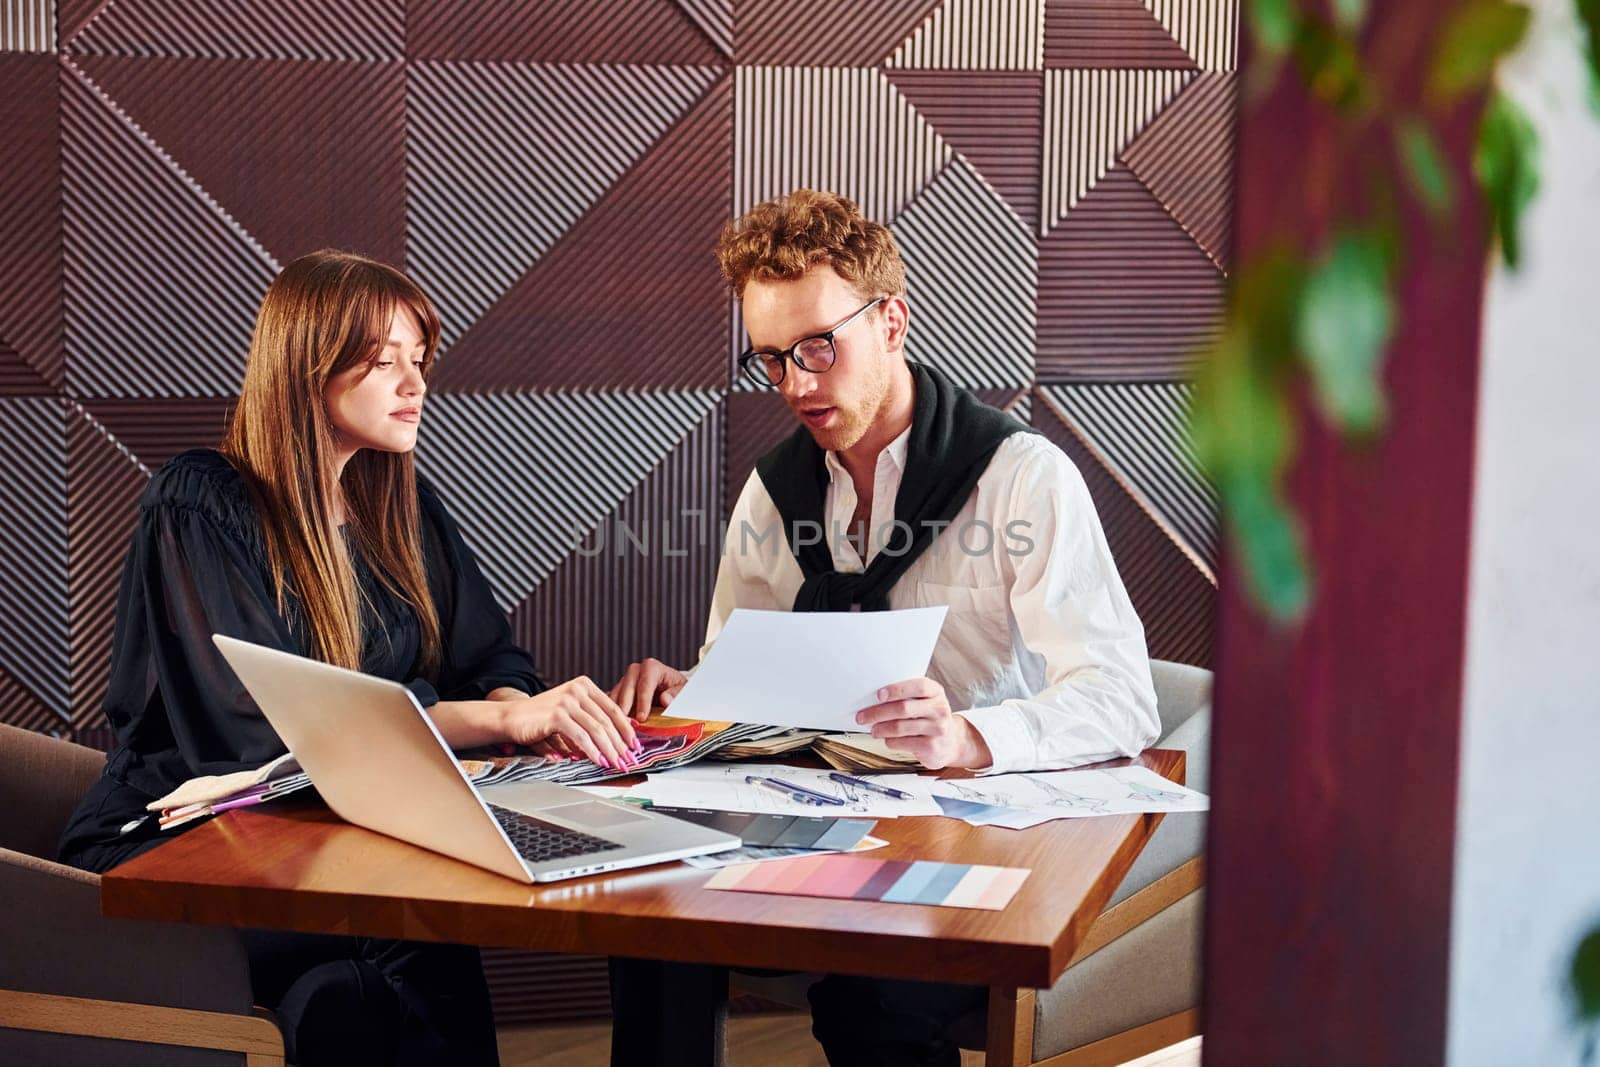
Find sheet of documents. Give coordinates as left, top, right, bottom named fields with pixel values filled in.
left=630, top=763, right=942, bottom=818
left=664, top=607, right=948, bottom=732
left=909, top=766, right=1208, bottom=829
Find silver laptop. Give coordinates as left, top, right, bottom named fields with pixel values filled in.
left=212, top=634, right=740, bottom=883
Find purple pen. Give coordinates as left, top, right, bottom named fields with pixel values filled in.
left=210, top=792, right=269, bottom=814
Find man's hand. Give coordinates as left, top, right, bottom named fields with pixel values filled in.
left=609, top=658, right=689, bottom=722
left=855, top=677, right=993, bottom=771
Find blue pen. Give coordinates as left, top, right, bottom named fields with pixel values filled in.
left=765, top=776, right=847, bottom=806
left=744, top=775, right=844, bottom=807
left=828, top=771, right=914, bottom=800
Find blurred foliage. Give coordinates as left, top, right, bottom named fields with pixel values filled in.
left=1208, top=3, right=1600, bottom=1043
left=1578, top=924, right=1600, bottom=1063
left=1581, top=0, right=1600, bottom=112
left=1193, top=0, right=1551, bottom=622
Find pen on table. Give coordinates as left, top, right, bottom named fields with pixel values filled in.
left=827, top=771, right=914, bottom=800
left=764, top=776, right=847, bottom=806
left=210, top=792, right=270, bottom=815
left=744, top=775, right=843, bottom=807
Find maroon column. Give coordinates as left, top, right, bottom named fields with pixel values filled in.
left=1201, top=6, right=1487, bottom=1063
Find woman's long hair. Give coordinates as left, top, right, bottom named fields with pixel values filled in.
left=221, top=250, right=443, bottom=677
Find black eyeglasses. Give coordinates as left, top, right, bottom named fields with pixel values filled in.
left=737, top=297, right=886, bottom=388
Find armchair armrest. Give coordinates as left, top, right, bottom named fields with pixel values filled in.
left=0, top=847, right=254, bottom=1014
left=1111, top=707, right=1209, bottom=906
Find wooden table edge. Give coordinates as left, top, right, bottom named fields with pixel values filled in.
left=101, top=749, right=1188, bottom=991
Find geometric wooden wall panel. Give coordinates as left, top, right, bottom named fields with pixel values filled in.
left=415, top=392, right=721, bottom=611
left=0, top=399, right=71, bottom=722
left=409, top=0, right=724, bottom=64
left=406, top=61, right=721, bottom=348
left=734, top=65, right=952, bottom=223
left=1044, top=0, right=1196, bottom=69
left=1, top=4, right=54, bottom=51
left=80, top=399, right=236, bottom=472
left=894, top=159, right=1037, bottom=389
left=1038, top=383, right=1217, bottom=568
left=513, top=404, right=723, bottom=687
left=733, top=0, right=939, bottom=67
left=1145, top=0, right=1239, bottom=72
left=435, top=76, right=733, bottom=393
left=1041, top=68, right=1192, bottom=234
left=62, top=61, right=278, bottom=398
left=886, top=0, right=1045, bottom=69
left=725, top=392, right=795, bottom=517
left=0, top=340, right=54, bottom=397
left=1036, top=167, right=1226, bottom=380
left=67, top=406, right=149, bottom=727
left=1034, top=388, right=1215, bottom=666
left=675, top=1, right=735, bottom=57
left=0, top=55, right=64, bottom=389
left=885, top=70, right=1043, bottom=229
left=0, top=667, right=62, bottom=733
left=72, top=55, right=409, bottom=264
left=65, top=0, right=405, bottom=61
left=1123, top=71, right=1238, bottom=271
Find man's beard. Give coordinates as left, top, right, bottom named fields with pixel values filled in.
left=799, top=351, right=890, bottom=452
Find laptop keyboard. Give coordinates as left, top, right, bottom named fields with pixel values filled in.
left=488, top=804, right=626, bottom=866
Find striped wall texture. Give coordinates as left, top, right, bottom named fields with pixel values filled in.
left=1, top=0, right=1233, bottom=1017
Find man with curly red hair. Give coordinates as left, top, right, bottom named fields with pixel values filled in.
left=608, top=190, right=1159, bottom=1066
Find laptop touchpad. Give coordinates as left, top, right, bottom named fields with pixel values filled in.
left=544, top=801, right=651, bottom=829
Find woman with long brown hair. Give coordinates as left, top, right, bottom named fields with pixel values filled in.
left=58, top=250, right=643, bottom=1065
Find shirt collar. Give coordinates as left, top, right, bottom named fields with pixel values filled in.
left=822, top=424, right=912, bottom=483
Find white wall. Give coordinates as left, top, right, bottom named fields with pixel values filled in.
left=1449, top=1, right=1600, bottom=1062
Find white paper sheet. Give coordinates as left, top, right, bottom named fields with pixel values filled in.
left=664, top=607, right=948, bottom=732
left=629, top=763, right=942, bottom=818
left=914, top=765, right=1208, bottom=828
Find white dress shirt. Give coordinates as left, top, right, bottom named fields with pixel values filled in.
left=699, top=426, right=1160, bottom=773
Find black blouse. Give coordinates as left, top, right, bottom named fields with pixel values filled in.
left=58, top=448, right=542, bottom=871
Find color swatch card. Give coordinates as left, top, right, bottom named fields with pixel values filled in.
left=704, top=854, right=1030, bottom=911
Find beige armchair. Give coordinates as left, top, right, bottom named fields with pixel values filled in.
left=0, top=722, right=284, bottom=1066
left=979, top=658, right=1209, bottom=1066
left=734, top=659, right=1211, bottom=1067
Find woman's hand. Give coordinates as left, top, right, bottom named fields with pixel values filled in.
left=498, top=677, right=641, bottom=770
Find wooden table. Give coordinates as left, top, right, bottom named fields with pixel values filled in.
left=102, top=749, right=1186, bottom=1067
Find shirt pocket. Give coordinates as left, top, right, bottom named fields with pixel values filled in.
left=914, top=581, right=1015, bottom=703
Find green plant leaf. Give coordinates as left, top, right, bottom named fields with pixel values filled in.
left=1474, top=89, right=1541, bottom=268
left=1190, top=255, right=1312, bottom=623
left=1226, top=470, right=1311, bottom=622
left=1574, top=925, right=1600, bottom=1023
left=1579, top=0, right=1600, bottom=115
left=1292, top=17, right=1371, bottom=112
left=1296, top=228, right=1396, bottom=435
left=1249, top=0, right=1301, bottom=54
left=1395, top=117, right=1458, bottom=219
left=1429, top=1, right=1532, bottom=102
